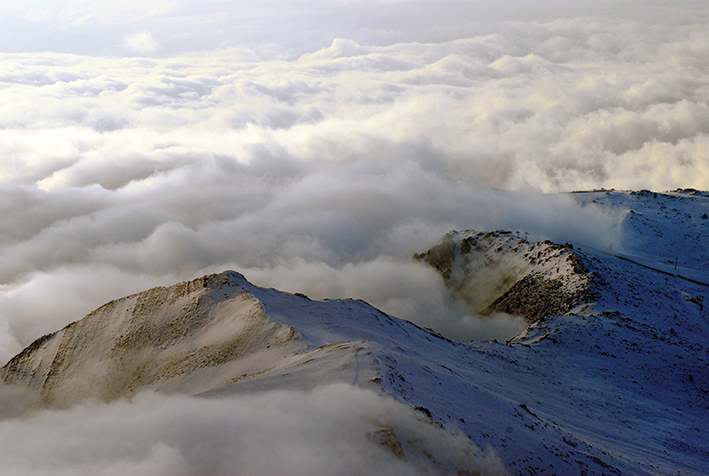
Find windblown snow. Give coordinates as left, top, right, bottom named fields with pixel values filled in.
left=2, top=188, right=708, bottom=475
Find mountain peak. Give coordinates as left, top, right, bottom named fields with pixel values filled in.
left=415, top=230, right=595, bottom=322
left=0, top=269, right=411, bottom=408
left=1, top=272, right=308, bottom=407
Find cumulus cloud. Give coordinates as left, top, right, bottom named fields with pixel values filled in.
left=0, top=157, right=624, bottom=360
left=0, top=8, right=675, bottom=354
left=123, top=31, right=159, bottom=53
left=0, top=384, right=507, bottom=476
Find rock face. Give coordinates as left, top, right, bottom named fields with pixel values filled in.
left=415, top=230, right=595, bottom=322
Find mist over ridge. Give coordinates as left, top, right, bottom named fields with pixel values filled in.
left=3, top=189, right=708, bottom=475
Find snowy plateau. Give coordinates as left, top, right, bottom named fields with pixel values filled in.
left=2, top=189, right=709, bottom=475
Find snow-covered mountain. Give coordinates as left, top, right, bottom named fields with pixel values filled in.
left=1, top=271, right=401, bottom=406
left=2, top=189, right=708, bottom=475
left=0, top=270, right=509, bottom=474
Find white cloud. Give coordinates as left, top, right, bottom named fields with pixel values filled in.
left=0, top=159, right=624, bottom=359
left=0, top=384, right=507, bottom=476
left=6, top=5, right=707, bottom=356
left=123, top=31, right=159, bottom=53
left=3, top=13, right=709, bottom=190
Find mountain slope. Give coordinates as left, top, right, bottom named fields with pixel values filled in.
left=420, top=236, right=708, bottom=475
left=406, top=189, right=709, bottom=475
left=573, top=188, right=709, bottom=281
left=3, top=189, right=709, bottom=475
left=1, top=272, right=382, bottom=406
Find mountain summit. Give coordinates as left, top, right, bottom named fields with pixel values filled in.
left=415, top=230, right=595, bottom=322
left=1, top=271, right=387, bottom=406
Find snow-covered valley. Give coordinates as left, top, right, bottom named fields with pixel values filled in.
left=2, top=189, right=708, bottom=475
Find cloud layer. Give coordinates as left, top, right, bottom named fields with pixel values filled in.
left=3, top=2, right=709, bottom=358
left=0, top=383, right=507, bottom=476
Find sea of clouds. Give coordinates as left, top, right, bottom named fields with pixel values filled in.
left=2, top=1, right=709, bottom=354
left=1, top=2, right=708, bottom=471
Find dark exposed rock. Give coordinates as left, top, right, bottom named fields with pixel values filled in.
left=414, top=232, right=457, bottom=281
left=482, top=272, right=594, bottom=322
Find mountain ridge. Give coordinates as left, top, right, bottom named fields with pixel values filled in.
left=3, top=189, right=709, bottom=475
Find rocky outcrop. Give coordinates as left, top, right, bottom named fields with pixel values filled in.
left=415, top=231, right=595, bottom=322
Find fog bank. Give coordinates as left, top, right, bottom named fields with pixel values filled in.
left=0, top=384, right=507, bottom=476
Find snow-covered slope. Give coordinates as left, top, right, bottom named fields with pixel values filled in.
left=573, top=188, right=709, bottom=282
left=413, top=231, right=709, bottom=475
left=0, top=271, right=390, bottom=406
left=1, top=270, right=511, bottom=474
left=405, top=189, right=709, bottom=475
left=3, top=189, right=709, bottom=475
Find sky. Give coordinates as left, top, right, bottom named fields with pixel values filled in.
left=0, top=1, right=708, bottom=471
